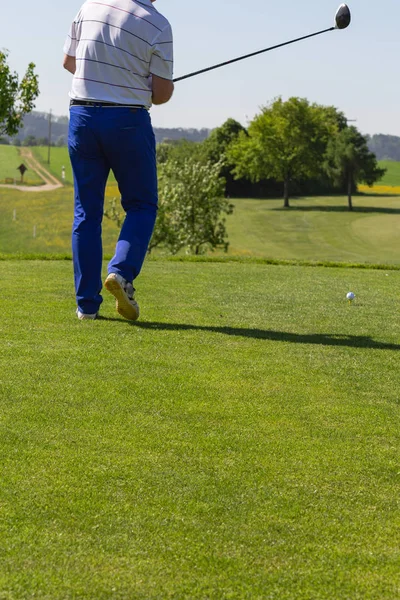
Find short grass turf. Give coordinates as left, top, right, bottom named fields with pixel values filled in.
left=1, top=187, right=400, bottom=265
left=224, top=196, right=400, bottom=264
left=0, top=259, right=399, bottom=599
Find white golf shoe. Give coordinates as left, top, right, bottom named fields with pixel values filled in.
left=104, top=273, right=140, bottom=321
left=76, top=309, right=98, bottom=320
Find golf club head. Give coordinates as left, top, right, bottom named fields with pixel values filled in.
left=335, top=4, right=351, bottom=29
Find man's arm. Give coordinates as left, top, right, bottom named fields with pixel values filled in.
left=152, top=74, right=174, bottom=105
left=63, top=54, right=76, bottom=75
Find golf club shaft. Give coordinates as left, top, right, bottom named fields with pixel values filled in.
left=173, top=27, right=335, bottom=83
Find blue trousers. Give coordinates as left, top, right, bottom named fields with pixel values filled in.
left=68, top=106, right=158, bottom=315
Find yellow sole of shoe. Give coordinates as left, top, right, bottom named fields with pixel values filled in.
left=104, top=274, right=139, bottom=321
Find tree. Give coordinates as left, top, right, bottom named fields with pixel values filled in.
left=203, top=118, right=246, bottom=164
left=324, top=126, right=386, bottom=210
left=228, top=97, right=343, bottom=207
left=202, top=118, right=249, bottom=196
left=0, top=50, right=39, bottom=136
left=22, top=135, right=37, bottom=146
left=157, top=139, right=206, bottom=166
left=153, top=158, right=233, bottom=255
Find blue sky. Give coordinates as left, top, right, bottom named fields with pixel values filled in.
left=1, top=0, right=398, bottom=135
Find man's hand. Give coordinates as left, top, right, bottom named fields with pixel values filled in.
left=152, top=74, right=174, bottom=105
left=63, top=54, right=76, bottom=74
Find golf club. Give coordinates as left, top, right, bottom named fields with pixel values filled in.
left=173, top=4, right=351, bottom=83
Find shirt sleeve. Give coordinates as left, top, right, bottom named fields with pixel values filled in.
left=63, top=19, right=78, bottom=57
left=149, top=23, right=174, bottom=80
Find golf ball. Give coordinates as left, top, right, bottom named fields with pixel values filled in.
left=346, top=292, right=355, bottom=301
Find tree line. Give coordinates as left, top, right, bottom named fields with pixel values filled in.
left=132, top=98, right=384, bottom=255
left=159, top=98, right=385, bottom=210
left=0, top=135, right=66, bottom=147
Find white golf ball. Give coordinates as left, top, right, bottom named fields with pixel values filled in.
left=346, top=292, right=355, bottom=301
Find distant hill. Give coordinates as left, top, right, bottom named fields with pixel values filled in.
left=367, top=134, right=400, bottom=161
left=9, top=111, right=211, bottom=145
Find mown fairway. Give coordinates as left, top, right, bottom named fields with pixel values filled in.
left=0, top=259, right=399, bottom=599
left=0, top=151, right=399, bottom=598
left=226, top=196, right=400, bottom=263
left=1, top=185, right=400, bottom=264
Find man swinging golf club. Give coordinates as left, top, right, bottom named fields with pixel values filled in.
left=63, top=0, right=174, bottom=321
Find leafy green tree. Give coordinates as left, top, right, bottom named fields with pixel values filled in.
left=153, top=158, right=233, bottom=255
left=228, top=97, right=343, bottom=207
left=324, top=126, right=386, bottom=210
left=202, top=118, right=248, bottom=196
left=157, top=139, right=206, bottom=166
left=0, top=50, right=39, bottom=136
left=203, top=118, right=246, bottom=164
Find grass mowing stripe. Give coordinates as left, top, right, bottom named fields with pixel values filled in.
left=0, top=260, right=399, bottom=598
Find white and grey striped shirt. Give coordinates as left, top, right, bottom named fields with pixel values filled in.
left=63, top=0, right=173, bottom=107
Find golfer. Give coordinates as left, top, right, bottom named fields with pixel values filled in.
left=63, top=0, right=174, bottom=320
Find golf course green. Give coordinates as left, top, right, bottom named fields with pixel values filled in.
left=0, top=145, right=399, bottom=598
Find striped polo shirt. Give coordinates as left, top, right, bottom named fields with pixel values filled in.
left=63, top=0, right=173, bottom=107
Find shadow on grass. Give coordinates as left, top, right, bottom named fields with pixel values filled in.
left=272, top=205, right=400, bottom=214
left=98, top=317, right=399, bottom=350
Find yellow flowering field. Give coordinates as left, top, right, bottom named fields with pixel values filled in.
left=358, top=184, right=400, bottom=195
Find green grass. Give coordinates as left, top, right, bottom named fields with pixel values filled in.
left=378, top=160, right=400, bottom=186
left=0, top=187, right=120, bottom=255
left=0, top=259, right=399, bottom=599
left=32, top=146, right=116, bottom=185
left=1, top=187, right=400, bottom=264
left=32, top=146, right=73, bottom=185
left=0, top=145, right=43, bottom=185
left=223, top=195, right=400, bottom=264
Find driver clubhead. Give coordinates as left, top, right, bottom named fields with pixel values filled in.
left=335, top=4, right=351, bottom=29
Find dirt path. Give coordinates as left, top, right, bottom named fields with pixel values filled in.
left=0, top=148, right=64, bottom=192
